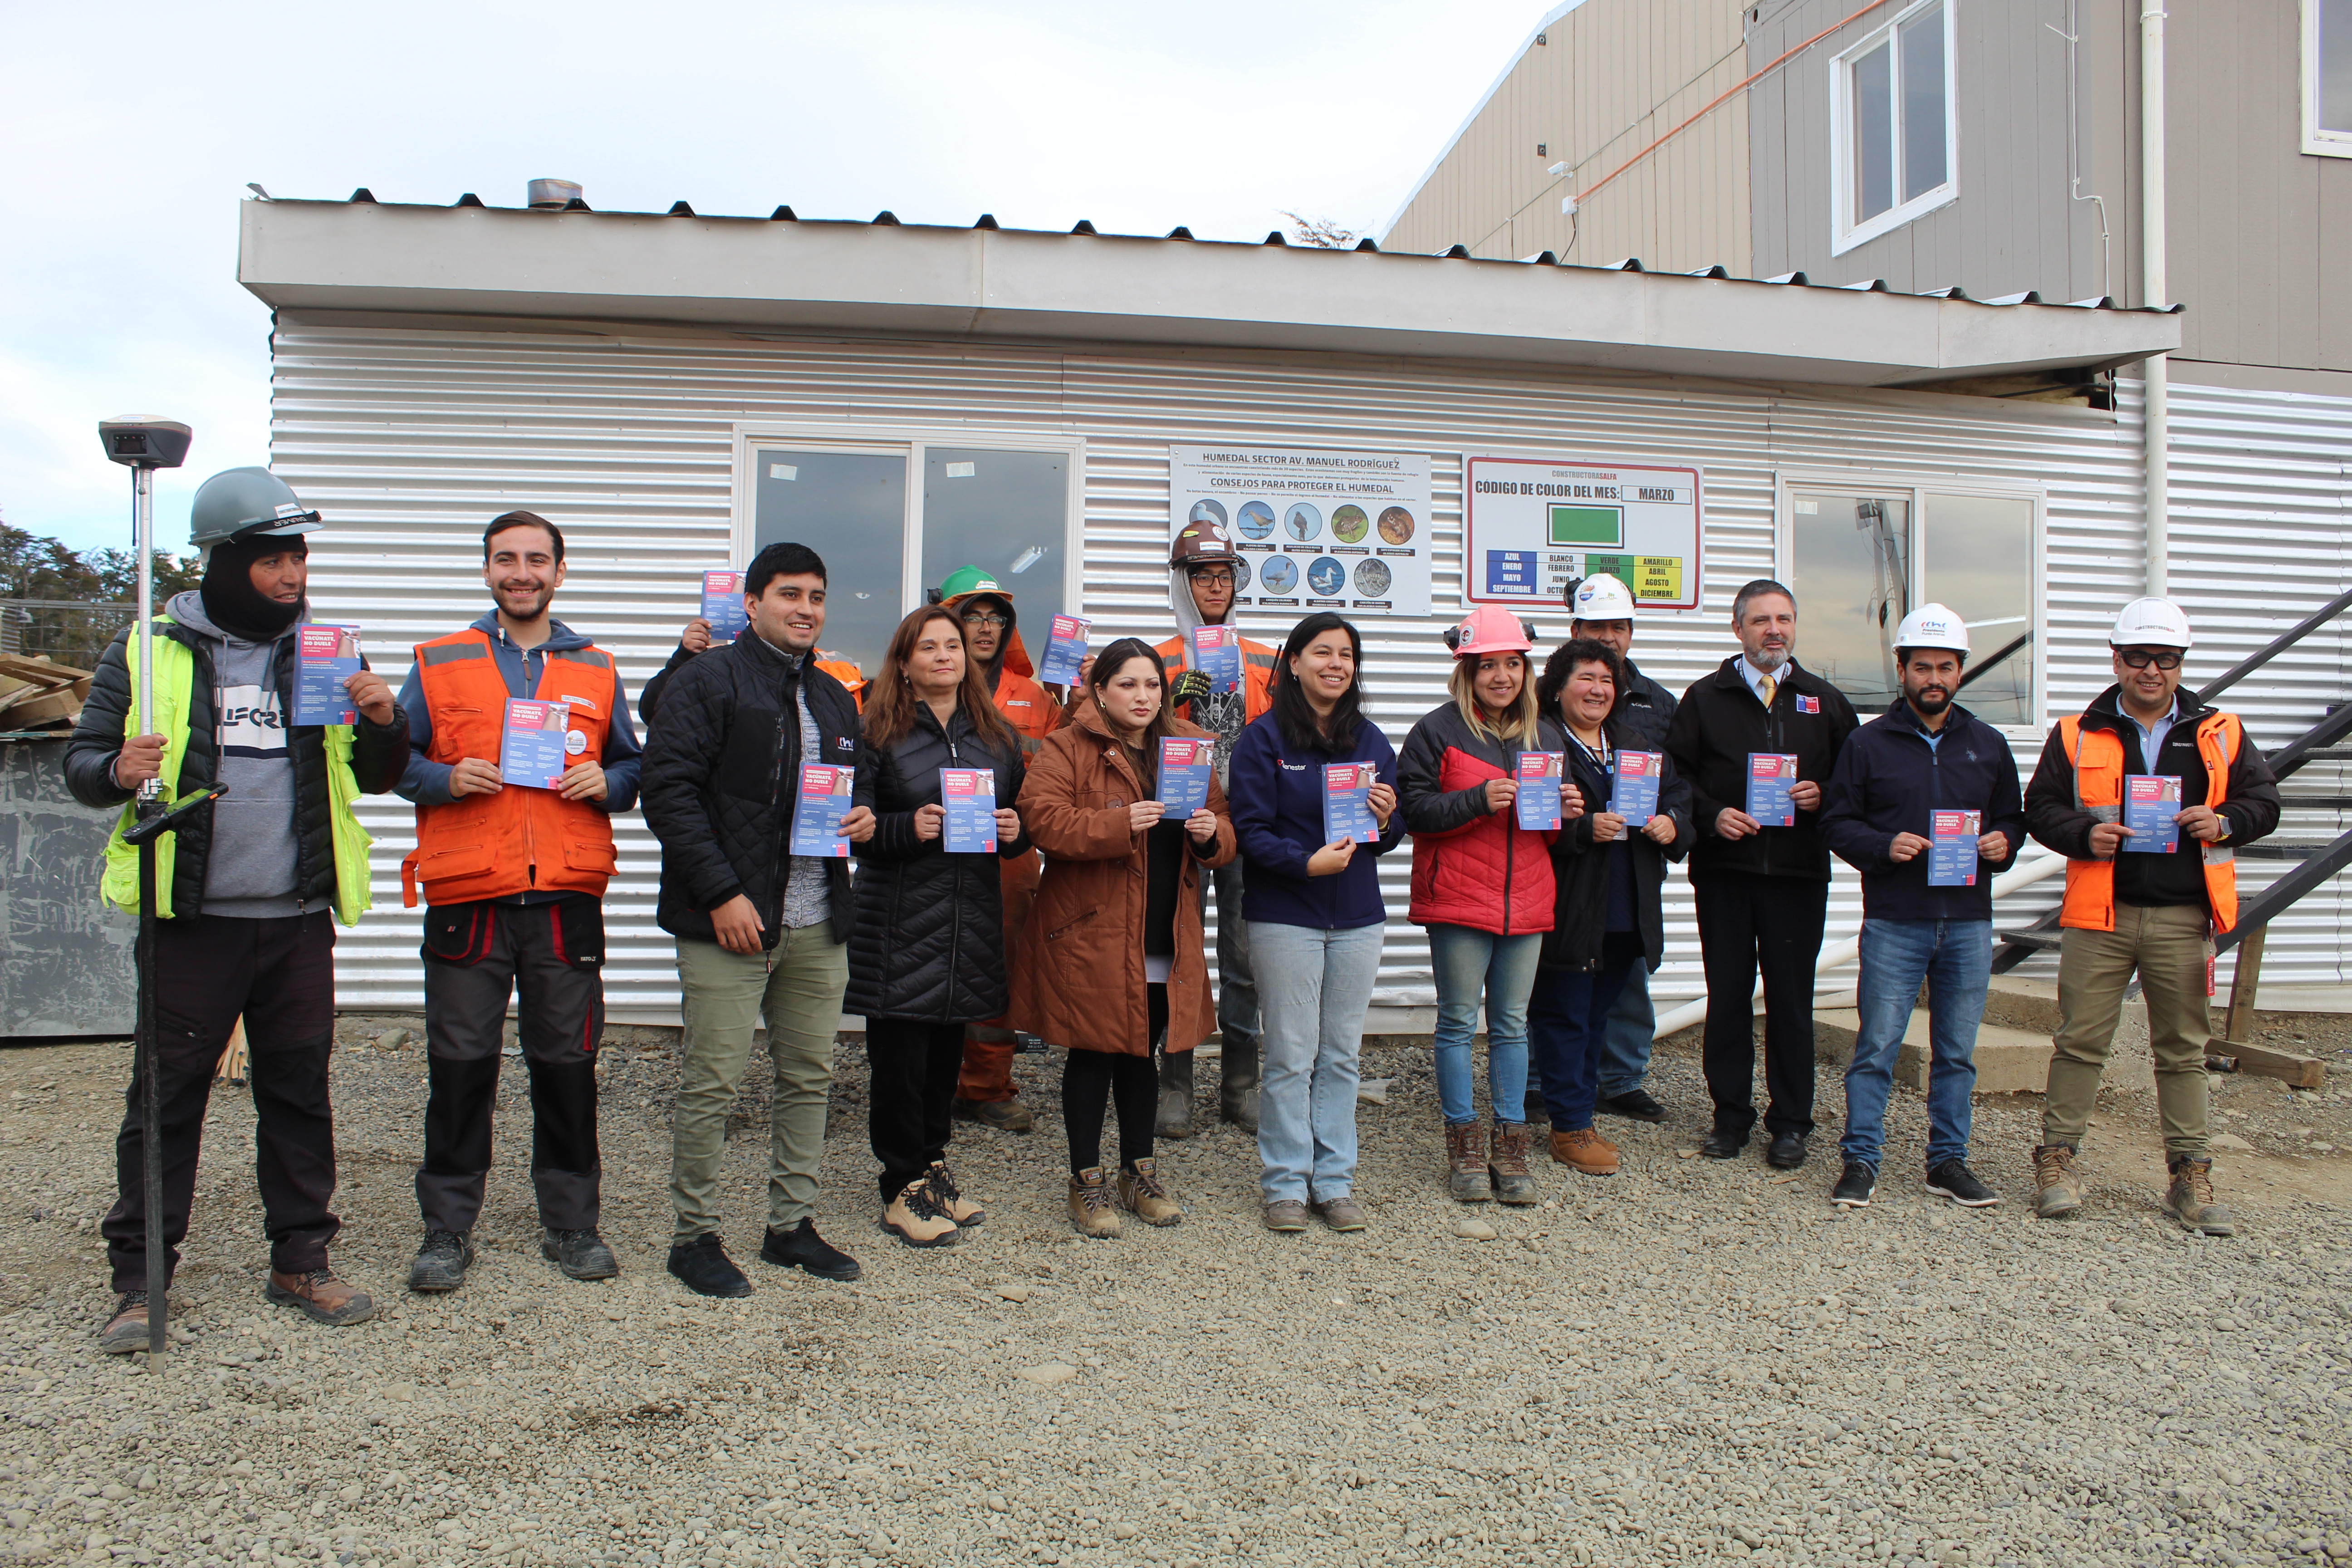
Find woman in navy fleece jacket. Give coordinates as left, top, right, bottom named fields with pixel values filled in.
left=1227, top=613, right=1406, bottom=1234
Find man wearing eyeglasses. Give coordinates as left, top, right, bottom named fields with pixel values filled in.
left=1153, top=519, right=1276, bottom=1136
left=2023, top=597, right=2278, bottom=1235
left=932, top=565, right=1061, bottom=1134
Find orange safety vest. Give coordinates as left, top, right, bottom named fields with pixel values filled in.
left=1155, top=630, right=1278, bottom=724
left=400, top=628, right=622, bottom=908
left=2056, top=710, right=2242, bottom=933
left=817, top=659, right=866, bottom=711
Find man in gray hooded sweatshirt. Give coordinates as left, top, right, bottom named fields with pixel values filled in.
left=66, top=467, right=410, bottom=1352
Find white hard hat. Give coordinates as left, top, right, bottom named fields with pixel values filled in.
left=1892, top=602, right=1968, bottom=653
left=2110, top=596, right=2193, bottom=649
left=1569, top=572, right=1637, bottom=623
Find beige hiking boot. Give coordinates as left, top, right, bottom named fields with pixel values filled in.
left=921, top=1161, right=987, bottom=1227
left=2164, top=1156, right=2236, bottom=1236
left=882, top=1180, right=960, bottom=1248
left=1068, top=1167, right=1122, bottom=1239
left=1116, top=1159, right=1184, bottom=1227
left=2031, top=1144, right=2083, bottom=1219
left=1446, top=1122, right=1493, bottom=1202
left=1489, top=1122, right=1539, bottom=1203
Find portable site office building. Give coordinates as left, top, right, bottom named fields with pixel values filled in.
left=233, top=194, right=2351, bottom=1024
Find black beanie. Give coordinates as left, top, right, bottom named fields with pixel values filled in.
left=200, top=534, right=308, bottom=643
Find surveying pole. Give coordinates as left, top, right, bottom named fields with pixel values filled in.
left=97, top=417, right=201, bottom=1372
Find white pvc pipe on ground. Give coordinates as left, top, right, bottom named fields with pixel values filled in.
left=1647, top=850, right=2069, bottom=1040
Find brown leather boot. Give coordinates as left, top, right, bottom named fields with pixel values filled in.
left=1446, top=1122, right=1492, bottom=1202
left=1550, top=1126, right=1621, bottom=1176
left=98, top=1292, right=150, bottom=1355
left=882, top=1181, right=960, bottom=1248
left=1489, top=1122, right=1539, bottom=1204
left=264, top=1266, right=376, bottom=1327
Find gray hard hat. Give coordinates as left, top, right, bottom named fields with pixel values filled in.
left=188, top=466, right=322, bottom=548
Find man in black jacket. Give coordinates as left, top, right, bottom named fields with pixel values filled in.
left=638, top=541, right=876, bottom=1296
left=64, top=467, right=408, bottom=1349
left=1663, top=578, right=1859, bottom=1169
left=1819, top=607, right=2024, bottom=1210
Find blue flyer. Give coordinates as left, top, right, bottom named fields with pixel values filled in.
left=701, top=571, right=747, bottom=642
left=1514, top=751, right=1563, bottom=831
left=790, top=764, right=856, bottom=857
left=940, top=767, right=998, bottom=854
left=1613, top=750, right=1663, bottom=826
left=1927, top=808, right=1983, bottom=887
left=1037, top=613, right=1090, bottom=688
left=499, top=698, right=574, bottom=790
left=2122, top=774, right=2182, bottom=853
left=293, top=624, right=362, bottom=726
left=1156, top=737, right=1212, bottom=818
left=1322, top=762, right=1380, bottom=844
left=1190, top=625, right=1242, bottom=694
left=1746, top=752, right=1798, bottom=828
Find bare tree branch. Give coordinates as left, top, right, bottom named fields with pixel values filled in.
left=1279, top=211, right=1358, bottom=249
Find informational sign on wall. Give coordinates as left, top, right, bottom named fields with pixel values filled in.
left=1170, top=446, right=1432, bottom=617
left=1462, top=455, right=1703, bottom=611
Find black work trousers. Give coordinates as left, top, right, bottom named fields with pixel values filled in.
left=417, top=897, right=603, bottom=1235
left=864, top=1018, right=964, bottom=1202
left=103, top=911, right=339, bottom=1294
left=1692, top=869, right=1828, bottom=1142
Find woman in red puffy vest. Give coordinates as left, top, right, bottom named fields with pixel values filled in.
left=1396, top=608, right=1574, bottom=1208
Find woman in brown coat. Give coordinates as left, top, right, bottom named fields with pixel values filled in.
left=1014, top=637, right=1238, bottom=1237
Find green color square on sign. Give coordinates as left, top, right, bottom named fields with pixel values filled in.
left=1549, top=505, right=1623, bottom=546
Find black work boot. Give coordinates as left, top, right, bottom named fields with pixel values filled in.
left=1219, top=1037, right=1260, bottom=1132
left=407, top=1230, right=474, bottom=1294
left=666, top=1233, right=750, bottom=1298
left=542, top=1227, right=620, bottom=1280
left=1155, top=1049, right=1196, bottom=1139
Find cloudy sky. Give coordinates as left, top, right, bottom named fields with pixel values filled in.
left=0, top=0, right=1544, bottom=557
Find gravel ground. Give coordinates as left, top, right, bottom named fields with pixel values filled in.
left=1, top=1019, right=2349, bottom=1568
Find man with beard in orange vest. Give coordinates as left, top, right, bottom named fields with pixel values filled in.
left=394, top=511, right=642, bottom=1294
left=934, top=565, right=1059, bottom=1132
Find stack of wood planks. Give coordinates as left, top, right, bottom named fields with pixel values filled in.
left=0, top=653, right=93, bottom=732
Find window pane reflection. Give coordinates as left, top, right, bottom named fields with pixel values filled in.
left=1899, top=6, right=1948, bottom=202
left=1853, top=41, right=1896, bottom=220
left=919, top=448, right=1069, bottom=664
left=1925, top=492, right=2035, bottom=725
left=1790, top=491, right=1910, bottom=714
left=752, top=448, right=906, bottom=680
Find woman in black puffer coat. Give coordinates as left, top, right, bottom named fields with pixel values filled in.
left=849, top=606, right=1030, bottom=1249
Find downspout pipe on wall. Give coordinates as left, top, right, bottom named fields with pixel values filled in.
left=2142, top=0, right=2169, bottom=597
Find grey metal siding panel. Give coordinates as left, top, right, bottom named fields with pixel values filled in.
left=268, top=320, right=2347, bottom=1013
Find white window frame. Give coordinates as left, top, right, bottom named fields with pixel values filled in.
left=1829, top=0, right=1960, bottom=257
left=1773, top=471, right=2047, bottom=734
left=728, top=422, right=1088, bottom=619
left=2303, top=0, right=2352, bottom=156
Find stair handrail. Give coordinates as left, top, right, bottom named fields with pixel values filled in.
left=2193, top=585, right=2352, bottom=706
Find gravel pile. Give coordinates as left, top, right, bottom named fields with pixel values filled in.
left=0, top=1021, right=2347, bottom=1568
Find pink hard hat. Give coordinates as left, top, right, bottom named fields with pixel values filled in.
left=1445, top=605, right=1538, bottom=659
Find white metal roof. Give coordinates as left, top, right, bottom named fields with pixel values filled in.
left=236, top=195, right=2179, bottom=390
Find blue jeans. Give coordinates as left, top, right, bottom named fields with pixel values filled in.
left=1250, top=921, right=1383, bottom=1204
left=1841, top=917, right=1992, bottom=1169
left=1428, top=924, right=1541, bottom=1127
left=1595, top=957, right=1657, bottom=1097
left=1526, top=954, right=1637, bottom=1132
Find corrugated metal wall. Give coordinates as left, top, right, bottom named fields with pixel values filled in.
left=267, top=316, right=2351, bottom=1017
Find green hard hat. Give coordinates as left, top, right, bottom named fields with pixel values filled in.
left=931, top=564, right=1009, bottom=605
left=188, top=466, right=322, bottom=548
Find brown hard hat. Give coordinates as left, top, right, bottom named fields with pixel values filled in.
left=1168, top=517, right=1240, bottom=570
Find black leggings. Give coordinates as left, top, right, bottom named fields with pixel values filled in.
left=1062, top=984, right=1166, bottom=1176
